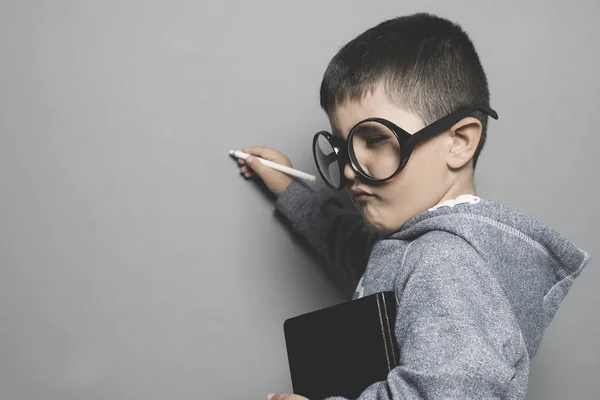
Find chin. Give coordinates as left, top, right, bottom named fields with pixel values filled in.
left=362, top=208, right=400, bottom=234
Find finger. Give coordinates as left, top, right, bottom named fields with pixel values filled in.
left=268, top=393, right=295, bottom=400
left=239, top=163, right=256, bottom=175
left=237, top=158, right=246, bottom=165
left=243, top=146, right=270, bottom=153
left=245, top=158, right=260, bottom=170
left=248, top=157, right=277, bottom=181
left=243, top=146, right=277, bottom=160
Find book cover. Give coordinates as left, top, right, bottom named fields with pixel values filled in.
left=283, top=291, right=399, bottom=399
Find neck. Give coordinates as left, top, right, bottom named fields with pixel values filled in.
left=439, top=175, right=477, bottom=204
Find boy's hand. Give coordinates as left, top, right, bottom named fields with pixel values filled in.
left=267, top=393, right=309, bottom=400
left=237, top=146, right=294, bottom=197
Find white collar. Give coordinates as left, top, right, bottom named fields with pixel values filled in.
left=428, top=194, right=480, bottom=211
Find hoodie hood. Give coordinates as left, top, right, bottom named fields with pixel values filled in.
left=389, top=196, right=591, bottom=357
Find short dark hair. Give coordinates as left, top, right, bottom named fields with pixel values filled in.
left=320, top=13, right=491, bottom=168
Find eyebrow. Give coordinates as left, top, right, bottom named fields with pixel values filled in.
left=354, top=124, right=382, bottom=135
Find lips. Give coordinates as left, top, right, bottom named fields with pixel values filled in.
left=350, top=187, right=374, bottom=202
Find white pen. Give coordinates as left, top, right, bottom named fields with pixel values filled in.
left=229, top=150, right=316, bottom=182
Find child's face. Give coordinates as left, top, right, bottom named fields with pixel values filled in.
left=328, top=85, right=458, bottom=233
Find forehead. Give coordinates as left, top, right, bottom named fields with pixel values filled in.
left=327, top=88, right=425, bottom=139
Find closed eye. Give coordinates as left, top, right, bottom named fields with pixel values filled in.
left=366, top=136, right=388, bottom=146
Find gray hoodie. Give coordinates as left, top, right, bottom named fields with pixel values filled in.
left=274, top=179, right=591, bottom=400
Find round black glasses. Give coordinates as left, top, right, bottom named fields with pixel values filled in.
left=312, top=105, right=498, bottom=190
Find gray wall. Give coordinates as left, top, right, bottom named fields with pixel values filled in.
left=1, top=1, right=598, bottom=399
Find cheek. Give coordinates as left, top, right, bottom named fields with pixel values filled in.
left=403, top=141, right=448, bottom=189
left=358, top=141, right=449, bottom=231
left=375, top=143, right=448, bottom=213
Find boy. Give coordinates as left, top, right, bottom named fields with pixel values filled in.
left=237, top=13, right=591, bottom=400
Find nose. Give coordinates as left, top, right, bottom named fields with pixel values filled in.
left=343, top=161, right=357, bottom=182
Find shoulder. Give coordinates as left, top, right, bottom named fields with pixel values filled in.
left=403, top=230, right=482, bottom=268
left=395, top=230, right=485, bottom=291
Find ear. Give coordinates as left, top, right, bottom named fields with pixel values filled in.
left=446, top=117, right=482, bottom=170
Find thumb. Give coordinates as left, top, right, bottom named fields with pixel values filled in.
left=245, top=155, right=268, bottom=175
left=245, top=154, right=293, bottom=196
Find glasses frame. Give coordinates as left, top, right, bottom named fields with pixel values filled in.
left=312, top=105, right=499, bottom=190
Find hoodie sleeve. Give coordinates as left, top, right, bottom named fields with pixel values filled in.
left=324, top=231, right=530, bottom=400
left=274, top=179, right=379, bottom=293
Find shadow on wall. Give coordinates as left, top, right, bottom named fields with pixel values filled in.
left=229, top=153, right=361, bottom=299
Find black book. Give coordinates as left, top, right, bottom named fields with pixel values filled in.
left=283, top=291, right=399, bottom=400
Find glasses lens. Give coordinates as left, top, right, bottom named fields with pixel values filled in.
left=314, top=133, right=342, bottom=188
left=350, top=121, right=401, bottom=180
